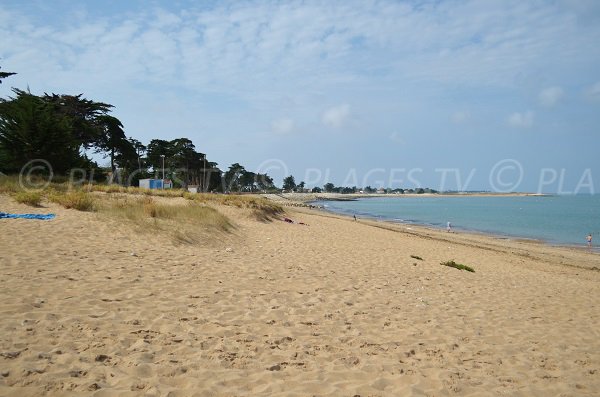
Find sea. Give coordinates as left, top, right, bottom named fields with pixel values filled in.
left=315, top=195, right=600, bottom=251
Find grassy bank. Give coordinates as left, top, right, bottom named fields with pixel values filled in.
left=0, top=174, right=284, bottom=243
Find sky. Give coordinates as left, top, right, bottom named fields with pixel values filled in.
left=1, top=0, right=599, bottom=193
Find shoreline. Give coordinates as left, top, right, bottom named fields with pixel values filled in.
left=289, top=205, right=600, bottom=272
left=262, top=191, right=552, bottom=203
left=312, top=204, right=599, bottom=255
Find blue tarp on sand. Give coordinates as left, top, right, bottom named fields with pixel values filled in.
left=0, top=212, right=55, bottom=220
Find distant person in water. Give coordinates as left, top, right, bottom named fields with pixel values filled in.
left=354, top=215, right=357, bottom=221
left=587, top=233, right=593, bottom=249
left=447, top=221, right=452, bottom=232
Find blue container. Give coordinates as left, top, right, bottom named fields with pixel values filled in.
left=149, top=179, right=163, bottom=189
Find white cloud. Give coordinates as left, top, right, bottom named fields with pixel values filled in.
left=451, top=111, right=470, bottom=123
left=538, top=86, right=563, bottom=107
left=271, top=118, right=294, bottom=135
left=2, top=1, right=599, bottom=99
left=322, top=104, right=350, bottom=128
left=586, top=81, right=600, bottom=100
left=389, top=131, right=405, bottom=145
left=507, top=111, right=534, bottom=128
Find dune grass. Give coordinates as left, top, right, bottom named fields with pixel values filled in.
left=440, top=260, right=475, bottom=272
left=1, top=175, right=281, bottom=239
left=84, top=184, right=283, bottom=218
left=139, top=197, right=231, bottom=228
left=88, top=184, right=283, bottom=220
left=101, top=196, right=232, bottom=244
left=47, top=190, right=96, bottom=211
left=0, top=176, right=20, bottom=194
left=86, top=184, right=190, bottom=198
left=2, top=174, right=282, bottom=211
left=12, top=191, right=43, bottom=207
left=0, top=175, right=95, bottom=211
left=193, top=194, right=283, bottom=221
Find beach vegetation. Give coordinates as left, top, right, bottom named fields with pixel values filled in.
left=101, top=196, right=232, bottom=244
left=410, top=255, right=423, bottom=260
left=123, top=197, right=230, bottom=227
left=193, top=193, right=283, bottom=220
left=0, top=176, right=19, bottom=194
left=96, top=191, right=281, bottom=226
left=1, top=173, right=283, bottom=220
left=440, top=260, right=475, bottom=272
left=12, top=191, right=43, bottom=206
left=48, top=190, right=96, bottom=211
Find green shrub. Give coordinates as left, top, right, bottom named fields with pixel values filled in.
left=13, top=191, right=43, bottom=207
left=441, top=260, right=475, bottom=272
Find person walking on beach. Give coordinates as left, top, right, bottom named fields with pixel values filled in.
left=354, top=215, right=357, bottom=221
left=447, top=221, right=452, bottom=233
left=587, top=233, right=593, bottom=250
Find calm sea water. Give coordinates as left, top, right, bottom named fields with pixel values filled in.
left=316, top=195, right=600, bottom=249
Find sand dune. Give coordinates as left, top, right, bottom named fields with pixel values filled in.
left=1, top=194, right=599, bottom=396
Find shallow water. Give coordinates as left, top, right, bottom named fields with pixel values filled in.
left=316, top=195, right=600, bottom=249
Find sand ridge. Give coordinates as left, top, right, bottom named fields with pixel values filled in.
left=0, top=195, right=599, bottom=396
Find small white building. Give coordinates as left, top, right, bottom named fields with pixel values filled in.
left=139, top=179, right=172, bottom=189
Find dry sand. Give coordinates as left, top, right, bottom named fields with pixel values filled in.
left=1, top=194, right=599, bottom=396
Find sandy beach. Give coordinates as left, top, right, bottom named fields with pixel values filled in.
left=1, top=193, right=599, bottom=396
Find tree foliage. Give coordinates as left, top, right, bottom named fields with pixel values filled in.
left=94, top=115, right=134, bottom=180
left=283, top=175, right=296, bottom=191
left=0, top=89, right=83, bottom=173
left=0, top=81, right=277, bottom=191
left=323, top=182, right=335, bottom=193
left=0, top=66, right=16, bottom=83
left=43, top=93, right=113, bottom=147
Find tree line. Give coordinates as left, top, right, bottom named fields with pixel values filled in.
left=282, top=175, right=438, bottom=194
left=1, top=67, right=438, bottom=194
left=0, top=68, right=279, bottom=192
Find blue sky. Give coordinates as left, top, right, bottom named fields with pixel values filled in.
left=1, top=0, right=599, bottom=192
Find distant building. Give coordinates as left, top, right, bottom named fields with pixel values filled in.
left=139, top=178, right=172, bottom=189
